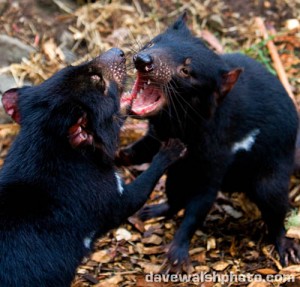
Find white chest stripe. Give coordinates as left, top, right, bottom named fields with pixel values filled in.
left=83, top=231, right=95, bottom=249
left=115, top=172, right=124, bottom=195
left=83, top=237, right=92, bottom=249
left=232, top=129, right=260, bottom=153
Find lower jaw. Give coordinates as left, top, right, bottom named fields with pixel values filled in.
left=131, top=99, right=165, bottom=117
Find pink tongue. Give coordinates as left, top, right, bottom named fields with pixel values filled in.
left=132, top=86, right=157, bottom=107
left=129, top=74, right=162, bottom=115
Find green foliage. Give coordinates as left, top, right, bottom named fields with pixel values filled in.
left=242, top=38, right=277, bottom=76
left=286, top=209, right=300, bottom=229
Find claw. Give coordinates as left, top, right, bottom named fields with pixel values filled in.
left=278, top=237, right=300, bottom=266
left=160, top=259, right=171, bottom=274
left=289, top=249, right=296, bottom=263
left=159, top=242, right=191, bottom=274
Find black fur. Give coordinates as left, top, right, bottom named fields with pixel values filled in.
left=119, top=14, right=300, bottom=268
left=0, top=48, right=185, bottom=286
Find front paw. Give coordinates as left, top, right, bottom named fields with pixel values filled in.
left=277, top=237, right=300, bottom=266
left=158, top=138, right=187, bottom=166
left=68, top=113, right=94, bottom=148
left=161, top=241, right=191, bottom=274
left=138, top=203, right=170, bottom=221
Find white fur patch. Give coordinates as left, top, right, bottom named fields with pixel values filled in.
left=115, top=172, right=124, bottom=195
left=83, top=231, right=95, bottom=249
left=232, top=129, right=260, bottom=154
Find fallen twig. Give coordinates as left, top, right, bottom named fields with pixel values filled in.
left=200, top=30, right=224, bottom=54
left=255, top=17, right=296, bottom=106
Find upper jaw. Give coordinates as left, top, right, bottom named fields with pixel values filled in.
left=121, top=71, right=167, bottom=117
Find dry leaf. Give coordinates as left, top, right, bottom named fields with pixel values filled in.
left=255, top=268, right=277, bottom=275
left=128, top=216, right=145, bottom=233
left=207, top=237, right=216, bottom=251
left=138, top=262, right=161, bottom=273
left=222, top=204, right=243, bottom=219
left=190, top=247, right=206, bottom=263
left=0, top=124, right=19, bottom=137
left=136, top=275, right=171, bottom=287
left=90, top=250, right=113, bottom=263
left=94, top=275, right=123, bottom=287
left=76, top=268, right=87, bottom=275
left=286, top=226, right=300, bottom=239
left=189, top=247, right=206, bottom=255
left=229, top=239, right=237, bottom=257
left=130, top=233, right=142, bottom=242
left=200, top=282, right=215, bottom=287
left=115, top=227, right=132, bottom=241
left=143, top=246, right=164, bottom=255
left=194, top=265, right=210, bottom=273
left=243, top=250, right=260, bottom=261
left=191, top=251, right=206, bottom=263
left=247, top=282, right=271, bottom=287
left=280, top=265, right=300, bottom=274
left=142, top=234, right=163, bottom=245
left=42, top=38, right=65, bottom=62
left=211, top=261, right=230, bottom=271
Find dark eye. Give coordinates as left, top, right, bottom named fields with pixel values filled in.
left=180, top=67, right=190, bottom=77
left=147, top=42, right=154, bottom=48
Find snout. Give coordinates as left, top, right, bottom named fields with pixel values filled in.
left=100, top=48, right=126, bottom=65
left=133, top=53, right=154, bottom=72
left=91, top=48, right=127, bottom=86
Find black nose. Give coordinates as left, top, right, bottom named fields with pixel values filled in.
left=98, top=48, right=125, bottom=65
left=133, top=53, right=154, bottom=72
left=110, top=47, right=125, bottom=58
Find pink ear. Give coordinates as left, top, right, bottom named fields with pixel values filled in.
left=220, top=68, right=243, bottom=98
left=2, top=88, right=21, bottom=123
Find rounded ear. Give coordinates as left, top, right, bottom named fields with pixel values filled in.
left=217, top=68, right=243, bottom=102
left=170, top=10, right=190, bottom=32
left=2, top=88, right=21, bottom=123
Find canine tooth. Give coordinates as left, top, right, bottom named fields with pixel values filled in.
left=147, top=79, right=151, bottom=85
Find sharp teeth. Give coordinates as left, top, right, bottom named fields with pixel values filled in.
left=147, top=79, right=151, bottom=85
left=137, top=90, right=143, bottom=98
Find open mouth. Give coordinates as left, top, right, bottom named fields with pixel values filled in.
left=127, top=73, right=165, bottom=116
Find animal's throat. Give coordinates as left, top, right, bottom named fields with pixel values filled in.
left=130, top=73, right=165, bottom=116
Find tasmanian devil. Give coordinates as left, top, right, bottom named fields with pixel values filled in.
left=0, top=48, right=185, bottom=287
left=117, top=13, right=300, bottom=269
